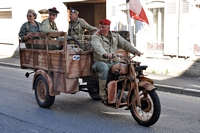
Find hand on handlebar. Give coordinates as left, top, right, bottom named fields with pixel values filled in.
left=103, top=53, right=116, bottom=59
left=134, top=51, right=142, bottom=56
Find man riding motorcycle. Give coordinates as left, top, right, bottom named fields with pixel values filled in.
left=90, top=18, right=141, bottom=101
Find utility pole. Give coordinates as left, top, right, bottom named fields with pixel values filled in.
left=177, top=0, right=181, bottom=58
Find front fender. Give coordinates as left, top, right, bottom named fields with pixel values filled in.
left=32, top=70, right=60, bottom=96
left=138, top=81, right=156, bottom=91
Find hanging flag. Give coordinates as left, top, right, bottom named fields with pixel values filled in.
left=126, top=0, right=149, bottom=25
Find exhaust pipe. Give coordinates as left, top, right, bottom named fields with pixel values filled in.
left=25, top=71, right=34, bottom=78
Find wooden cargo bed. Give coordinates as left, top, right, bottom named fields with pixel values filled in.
left=19, top=32, right=92, bottom=78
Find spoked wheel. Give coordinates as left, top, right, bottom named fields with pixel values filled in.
left=34, top=75, right=55, bottom=108
left=129, top=87, right=161, bottom=127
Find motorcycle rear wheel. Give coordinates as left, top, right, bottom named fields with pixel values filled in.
left=129, top=87, right=161, bottom=127
left=87, top=78, right=101, bottom=100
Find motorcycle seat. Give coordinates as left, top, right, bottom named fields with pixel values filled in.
left=135, top=65, right=148, bottom=72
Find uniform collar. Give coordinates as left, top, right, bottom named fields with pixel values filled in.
left=71, top=17, right=79, bottom=23
left=101, top=31, right=113, bottom=43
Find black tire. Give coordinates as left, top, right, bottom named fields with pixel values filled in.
left=87, top=78, right=101, bottom=100
left=88, top=88, right=100, bottom=100
left=67, top=38, right=83, bottom=49
left=129, top=87, right=161, bottom=127
left=34, top=75, right=55, bottom=108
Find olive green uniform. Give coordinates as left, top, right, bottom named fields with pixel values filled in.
left=68, top=18, right=97, bottom=40
left=40, top=18, right=60, bottom=49
left=91, top=31, right=138, bottom=64
left=91, top=31, right=139, bottom=99
left=41, top=18, right=58, bottom=34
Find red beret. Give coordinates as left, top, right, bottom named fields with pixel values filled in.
left=100, top=19, right=111, bottom=26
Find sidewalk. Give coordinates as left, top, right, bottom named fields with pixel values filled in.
left=0, top=56, right=200, bottom=97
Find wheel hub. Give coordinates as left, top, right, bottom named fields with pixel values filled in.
left=37, top=81, right=46, bottom=101
left=141, top=97, right=151, bottom=112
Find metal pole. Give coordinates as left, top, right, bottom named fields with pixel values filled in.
left=177, top=0, right=181, bottom=57
left=126, top=1, right=134, bottom=46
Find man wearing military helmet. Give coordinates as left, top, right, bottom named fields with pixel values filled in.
left=68, top=8, right=97, bottom=40
left=91, top=18, right=141, bottom=101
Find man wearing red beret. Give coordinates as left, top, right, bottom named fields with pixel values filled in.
left=91, top=18, right=141, bottom=101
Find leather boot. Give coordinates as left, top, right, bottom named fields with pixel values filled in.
left=99, top=79, right=107, bottom=101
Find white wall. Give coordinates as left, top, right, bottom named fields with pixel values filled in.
left=0, top=0, right=68, bottom=57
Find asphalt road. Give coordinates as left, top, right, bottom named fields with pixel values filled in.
left=0, top=66, right=200, bottom=133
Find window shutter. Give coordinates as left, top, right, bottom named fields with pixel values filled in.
left=178, top=0, right=192, bottom=56
left=164, top=0, right=179, bottom=55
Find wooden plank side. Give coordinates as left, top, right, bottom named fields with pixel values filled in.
left=53, top=73, right=66, bottom=93
left=68, top=51, right=93, bottom=55
left=50, top=64, right=66, bottom=70
left=67, top=52, right=92, bottom=75
left=68, top=61, right=90, bottom=69
left=66, top=70, right=91, bottom=78
left=32, top=32, right=45, bottom=37
left=20, top=50, right=33, bottom=66
left=36, top=60, right=65, bottom=66
left=35, top=66, right=48, bottom=70
left=21, top=60, right=33, bottom=65
left=49, top=52, right=65, bottom=58
left=50, top=56, right=65, bottom=61
left=65, top=78, right=79, bottom=93
left=34, top=52, right=47, bottom=68
left=49, top=52, right=66, bottom=70
left=20, top=32, right=67, bottom=71
left=47, top=32, right=66, bottom=37
left=26, top=40, right=66, bottom=46
left=21, top=50, right=33, bottom=57
left=48, top=40, right=66, bottom=45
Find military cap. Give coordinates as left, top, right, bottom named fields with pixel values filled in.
left=100, top=18, right=111, bottom=26
left=48, top=7, right=59, bottom=14
left=70, top=8, right=79, bottom=15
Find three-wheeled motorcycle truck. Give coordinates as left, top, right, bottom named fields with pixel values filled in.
left=19, top=32, right=161, bottom=127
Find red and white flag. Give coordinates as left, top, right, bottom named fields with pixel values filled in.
left=127, top=0, right=149, bottom=25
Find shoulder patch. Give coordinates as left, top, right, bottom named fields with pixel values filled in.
left=82, top=19, right=88, bottom=25
left=95, top=32, right=100, bottom=36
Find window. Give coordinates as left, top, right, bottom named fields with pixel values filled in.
left=149, top=8, right=164, bottom=43
left=0, top=11, right=12, bottom=19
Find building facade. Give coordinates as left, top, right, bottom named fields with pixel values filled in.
left=1, top=0, right=200, bottom=76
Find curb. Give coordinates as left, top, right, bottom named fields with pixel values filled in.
left=0, top=62, right=21, bottom=69
left=155, top=84, right=200, bottom=97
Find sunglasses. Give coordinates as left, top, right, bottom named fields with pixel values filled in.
left=27, top=15, right=32, bottom=18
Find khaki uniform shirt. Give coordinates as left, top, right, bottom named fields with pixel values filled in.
left=68, top=18, right=97, bottom=40
left=41, top=18, right=58, bottom=34
left=91, top=31, right=138, bottom=63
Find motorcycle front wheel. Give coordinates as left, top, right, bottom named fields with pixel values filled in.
left=129, top=87, right=161, bottom=127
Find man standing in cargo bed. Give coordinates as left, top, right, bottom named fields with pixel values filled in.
left=68, top=8, right=97, bottom=41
